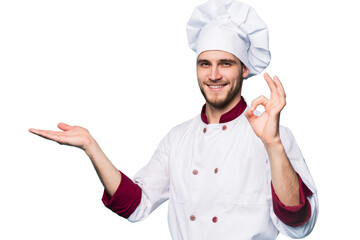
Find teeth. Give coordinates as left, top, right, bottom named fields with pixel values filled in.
left=209, top=85, right=224, bottom=89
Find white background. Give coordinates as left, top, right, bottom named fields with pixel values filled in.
left=1, top=0, right=359, bottom=239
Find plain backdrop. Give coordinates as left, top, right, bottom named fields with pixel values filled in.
left=1, top=0, right=359, bottom=239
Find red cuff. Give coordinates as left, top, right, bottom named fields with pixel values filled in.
left=102, top=171, right=142, bottom=218
left=271, top=174, right=313, bottom=227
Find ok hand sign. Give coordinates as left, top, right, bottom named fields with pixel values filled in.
left=244, top=73, right=286, bottom=146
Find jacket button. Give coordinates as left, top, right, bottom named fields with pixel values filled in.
left=203, top=128, right=207, bottom=133
left=190, top=215, right=196, bottom=221
left=214, top=168, right=218, bottom=174
left=192, top=169, right=198, bottom=175
left=212, top=216, right=218, bottom=223
left=222, top=125, right=227, bottom=131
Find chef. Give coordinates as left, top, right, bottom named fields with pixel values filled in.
left=29, top=0, right=318, bottom=239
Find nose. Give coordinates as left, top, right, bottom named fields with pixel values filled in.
left=209, top=66, right=221, bottom=81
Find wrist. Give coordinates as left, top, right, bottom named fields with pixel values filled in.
left=263, top=139, right=286, bottom=158
left=83, top=136, right=98, bottom=156
left=262, top=136, right=282, bottom=149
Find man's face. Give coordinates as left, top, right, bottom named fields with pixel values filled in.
left=197, top=50, right=249, bottom=109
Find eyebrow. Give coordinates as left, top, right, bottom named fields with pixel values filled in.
left=197, top=58, right=238, bottom=64
left=197, top=59, right=209, bottom=64
left=219, top=59, right=238, bottom=64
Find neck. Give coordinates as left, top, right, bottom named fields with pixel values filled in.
left=205, top=95, right=242, bottom=124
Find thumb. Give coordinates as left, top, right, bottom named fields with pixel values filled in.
left=244, top=109, right=253, bottom=120
left=58, top=122, right=73, bottom=131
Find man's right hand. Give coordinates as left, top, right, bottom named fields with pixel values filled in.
left=29, top=123, right=94, bottom=151
left=29, top=122, right=122, bottom=196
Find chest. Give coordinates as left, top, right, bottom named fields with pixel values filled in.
left=169, top=121, right=270, bottom=206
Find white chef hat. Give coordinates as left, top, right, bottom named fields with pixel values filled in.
left=186, top=0, right=271, bottom=78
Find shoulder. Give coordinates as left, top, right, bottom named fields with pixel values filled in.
left=279, top=125, right=296, bottom=143
left=278, top=125, right=303, bottom=158
left=172, top=115, right=200, bottom=131
left=161, top=115, right=201, bottom=143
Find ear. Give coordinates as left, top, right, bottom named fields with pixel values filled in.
left=242, top=65, right=250, bottom=78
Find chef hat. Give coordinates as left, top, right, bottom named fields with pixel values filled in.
left=186, top=0, right=271, bottom=78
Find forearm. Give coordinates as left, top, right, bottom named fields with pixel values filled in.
left=265, top=140, right=299, bottom=206
left=29, top=124, right=122, bottom=197
left=84, top=137, right=121, bottom=197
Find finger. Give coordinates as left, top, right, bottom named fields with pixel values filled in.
left=29, top=128, right=62, bottom=135
left=58, top=122, right=73, bottom=131
left=273, top=76, right=286, bottom=98
left=264, top=73, right=277, bottom=96
left=29, top=129, right=65, bottom=142
left=29, top=128, right=46, bottom=135
left=244, top=109, right=255, bottom=119
left=250, top=95, right=270, bottom=111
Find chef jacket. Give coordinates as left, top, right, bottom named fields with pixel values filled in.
left=102, top=98, right=318, bottom=240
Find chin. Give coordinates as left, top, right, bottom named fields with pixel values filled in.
left=206, top=98, right=231, bottom=109
left=200, top=86, right=240, bottom=109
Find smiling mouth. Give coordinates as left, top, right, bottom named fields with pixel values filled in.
left=207, top=84, right=227, bottom=92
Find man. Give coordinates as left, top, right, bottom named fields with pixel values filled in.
left=29, top=0, right=318, bottom=239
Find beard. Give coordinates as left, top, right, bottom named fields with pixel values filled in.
left=199, top=75, right=243, bottom=109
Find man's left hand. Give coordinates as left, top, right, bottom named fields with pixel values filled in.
left=244, top=73, right=286, bottom=146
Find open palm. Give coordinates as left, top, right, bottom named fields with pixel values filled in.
left=29, top=123, right=92, bottom=150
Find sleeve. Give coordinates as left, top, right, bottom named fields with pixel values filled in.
left=269, top=126, right=319, bottom=238
left=102, top=171, right=142, bottom=218
left=126, top=131, right=172, bottom=222
left=271, top=173, right=313, bottom=227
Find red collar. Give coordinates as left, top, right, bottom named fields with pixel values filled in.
left=201, top=97, right=247, bottom=124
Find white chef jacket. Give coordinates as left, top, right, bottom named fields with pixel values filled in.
left=127, top=109, right=318, bottom=239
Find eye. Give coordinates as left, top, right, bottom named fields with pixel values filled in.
left=198, top=62, right=210, bottom=67
left=222, top=62, right=231, bottom=66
